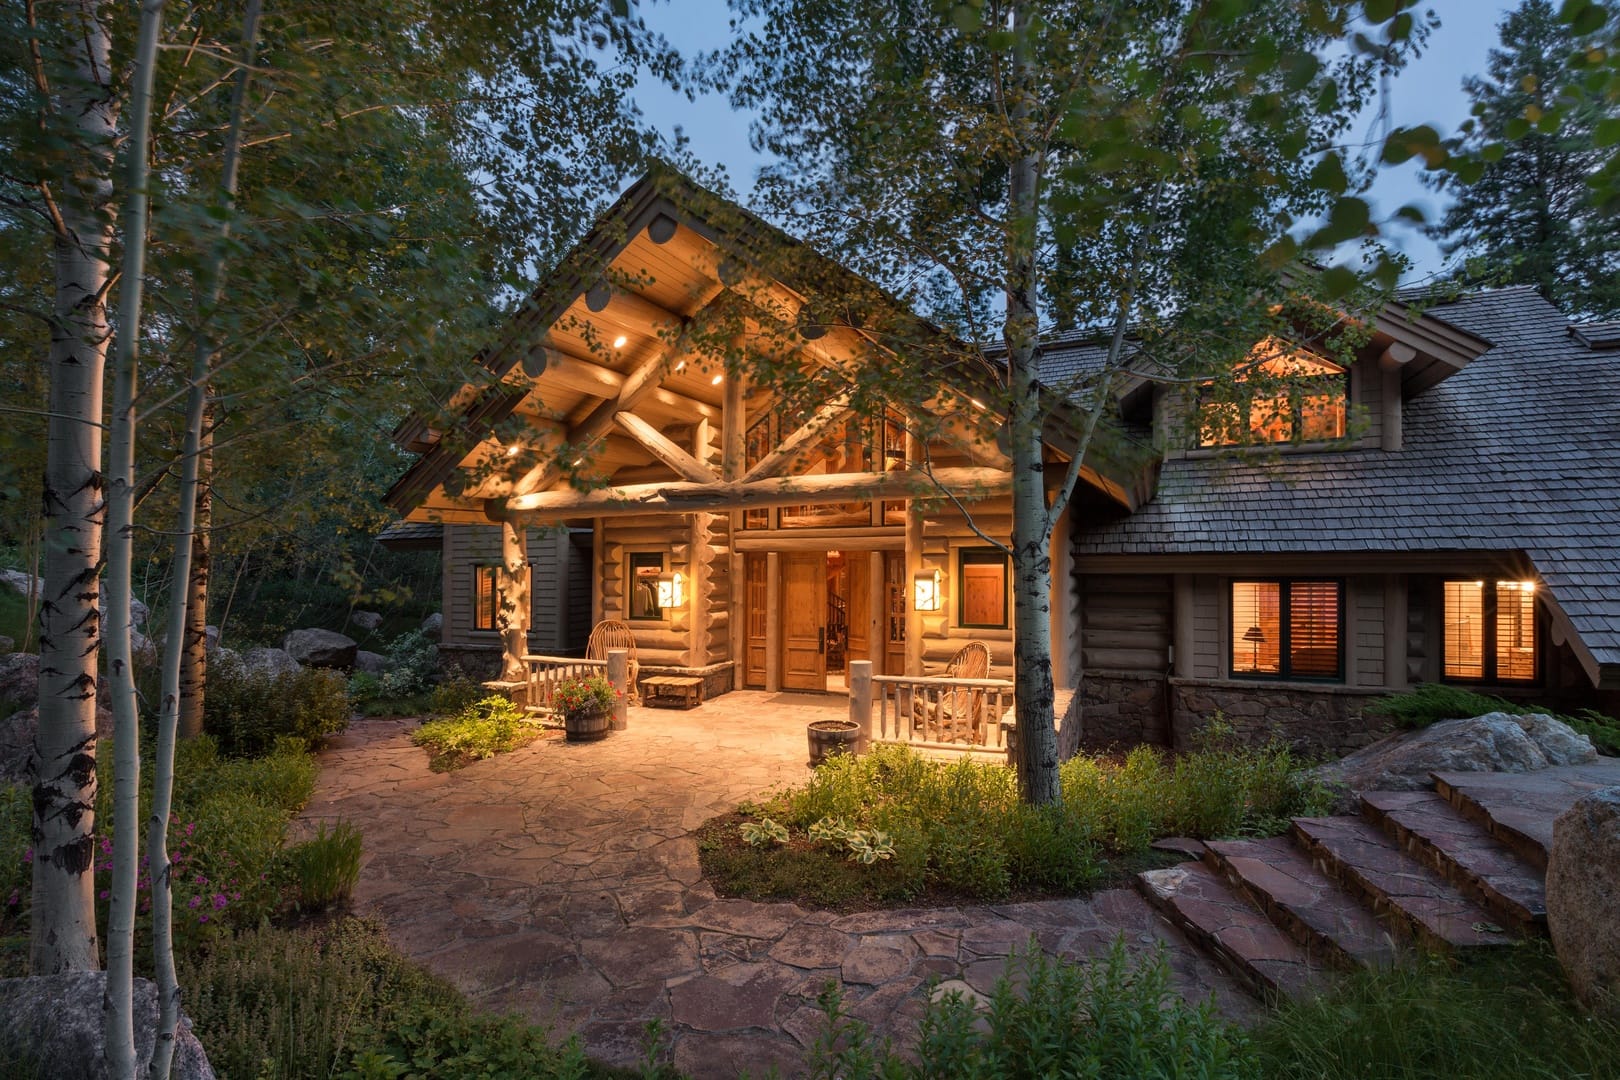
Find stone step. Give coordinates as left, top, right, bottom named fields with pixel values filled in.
left=1290, top=816, right=1516, bottom=953
left=1202, top=837, right=1400, bottom=971
left=1137, top=861, right=1322, bottom=1001
left=1433, top=760, right=1620, bottom=873
left=1360, top=789, right=1546, bottom=934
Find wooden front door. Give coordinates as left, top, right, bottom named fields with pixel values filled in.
left=781, top=553, right=827, bottom=690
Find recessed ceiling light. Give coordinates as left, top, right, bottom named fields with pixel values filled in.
left=613, top=335, right=628, bottom=349
left=711, top=373, right=724, bottom=385
left=506, top=444, right=521, bottom=457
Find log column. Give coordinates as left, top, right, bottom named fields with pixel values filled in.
left=904, top=429, right=924, bottom=675
left=497, top=518, right=530, bottom=681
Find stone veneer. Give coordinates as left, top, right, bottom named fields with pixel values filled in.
left=1078, top=673, right=1395, bottom=757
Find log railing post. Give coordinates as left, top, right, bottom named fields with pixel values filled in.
left=607, top=648, right=629, bottom=730
left=849, top=660, right=873, bottom=751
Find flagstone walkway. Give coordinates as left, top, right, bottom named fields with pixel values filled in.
left=301, top=692, right=1253, bottom=1078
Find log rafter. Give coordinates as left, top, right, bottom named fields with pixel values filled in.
left=614, top=410, right=717, bottom=483
left=740, top=394, right=852, bottom=483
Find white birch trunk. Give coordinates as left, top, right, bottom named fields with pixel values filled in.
left=498, top=519, right=530, bottom=680
left=105, top=2, right=167, bottom=1074
left=175, top=422, right=209, bottom=740
left=32, top=0, right=117, bottom=977
left=1004, top=4, right=1061, bottom=805
left=151, top=6, right=254, bottom=1074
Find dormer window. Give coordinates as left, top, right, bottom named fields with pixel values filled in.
left=1198, top=338, right=1347, bottom=447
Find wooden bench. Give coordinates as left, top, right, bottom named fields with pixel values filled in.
left=642, top=675, right=703, bottom=709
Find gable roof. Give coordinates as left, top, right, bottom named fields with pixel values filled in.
left=1074, top=285, right=1620, bottom=684
left=384, top=166, right=1151, bottom=523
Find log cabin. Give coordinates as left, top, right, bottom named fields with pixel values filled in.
left=381, top=167, right=1620, bottom=754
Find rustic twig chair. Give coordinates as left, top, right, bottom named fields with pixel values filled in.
left=915, top=640, right=991, bottom=744
left=587, top=619, right=640, bottom=703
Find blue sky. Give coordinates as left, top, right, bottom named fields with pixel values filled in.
left=634, top=1, right=1517, bottom=282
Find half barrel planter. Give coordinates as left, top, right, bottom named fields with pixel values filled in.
left=807, top=719, right=865, bottom=767
left=564, top=707, right=612, bottom=742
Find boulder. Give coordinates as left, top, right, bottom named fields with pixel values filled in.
left=1547, top=786, right=1620, bottom=1019
left=0, top=702, right=115, bottom=784
left=352, top=610, right=384, bottom=631
left=0, top=568, right=42, bottom=598
left=95, top=594, right=149, bottom=632
left=353, top=650, right=388, bottom=675
left=0, top=652, right=38, bottom=709
left=420, top=612, right=443, bottom=636
left=282, top=628, right=357, bottom=670
left=203, top=625, right=220, bottom=654
left=1309, top=712, right=1596, bottom=799
left=0, top=971, right=214, bottom=1079
left=239, top=647, right=301, bottom=678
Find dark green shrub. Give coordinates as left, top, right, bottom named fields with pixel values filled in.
left=205, top=656, right=350, bottom=757
left=804, top=939, right=1256, bottom=1079
left=379, top=628, right=438, bottom=697
left=428, top=675, right=483, bottom=716
left=286, top=820, right=363, bottom=911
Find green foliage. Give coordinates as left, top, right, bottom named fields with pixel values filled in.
left=0, top=585, right=28, bottom=657
left=411, top=695, right=533, bottom=770
left=286, top=821, right=363, bottom=912
left=552, top=673, right=618, bottom=720
left=1372, top=684, right=1620, bottom=755
left=429, top=675, right=485, bottom=717
left=1252, top=944, right=1620, bottom=1079
left=379, top=629, right=439, bottom=698
left=180, top=916, right=591, bottom=1080
left=205, top=657, right=351, bottom=758
left=804, top=940, right=1255, bottom=1079
left=1424, top=0, right=1620, bottom=317
left=739, top=818, right=791, bottom=847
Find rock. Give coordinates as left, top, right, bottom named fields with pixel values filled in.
left=352, top=610, right=384, bottom=631
left=95, top=594, right=149, bottom=632
left=0, top=569, right=42, bottom=598
left=0, top=652, right=38, bottom=708
left=1547, top=786, right=1620, bottom=1019
left=420, top=612, right=443, bottom=636
left=353, top=650, right=388, bottom=674
left=212, top=647, right=240, bottom=673
left=203, top=625, right=220, bottom=654
left=0, top=702, right=114, bottom=785
left=0, top=971, right=214, bottom=1079
left=282, top=628, right=357, bottom=670
left=1309, top=712, right=1595, bottom=799
left=239, top=647, right=302, bottom=678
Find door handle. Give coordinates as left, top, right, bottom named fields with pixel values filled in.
left=818, top=627, right=825, bottom=654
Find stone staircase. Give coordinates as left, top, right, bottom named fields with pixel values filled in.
left=1136, top=759, right=1620, bottom=1001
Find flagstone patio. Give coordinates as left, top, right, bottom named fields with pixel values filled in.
left=301, top=691, right=1253, bottom=1078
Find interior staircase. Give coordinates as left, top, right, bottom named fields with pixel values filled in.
left=1136, top=759, right=1620, bottom=1001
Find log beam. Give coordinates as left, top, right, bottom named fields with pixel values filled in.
left=496, top=466, right=1012, bottom=522
left=740, top=394, right=852, bottom=483
left=614, top=410, right=718, bottom=483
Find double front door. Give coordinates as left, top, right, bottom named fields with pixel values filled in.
left=747, top=551, right=881, bottom=691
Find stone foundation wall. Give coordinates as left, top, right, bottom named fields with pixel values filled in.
left=1170, top=678, right=1392, bottom=757
left=1077, top=671, right=1170, bottom=750
left=438, top=645, right=503, bottom=683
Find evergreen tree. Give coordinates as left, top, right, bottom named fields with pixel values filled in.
left=1426, top=0, right=1620, bottom=317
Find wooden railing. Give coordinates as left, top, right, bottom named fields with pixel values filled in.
left=521, top=650, right=629, bottom=728
left=848, top=660, right=1014, bottom=760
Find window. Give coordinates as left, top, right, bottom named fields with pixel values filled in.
left=1230, top=580, right=1342, bottom=680
left=1444, top=580, right=1537, bottom=682
left=958, top=549, right=1009, bottom=629
left=1199, top=339, right=1348, bottom=447
left=473, top=565, right=499, bottom=631
left=628, top=552, right=665, bottom=621
left=472, top=563, right=530, bottom=632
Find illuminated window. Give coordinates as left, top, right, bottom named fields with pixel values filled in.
left=1444, top=579, right=1537, bottom=682
left=629, top=552, right=665, bottom=621
left=1199, top=338, right=1348, bottom=447
left=473, top=563, right=529, bottom=632
left=1231, top=580, right=1342, bottom=680
left=958, top=549, right=1008, bottom=629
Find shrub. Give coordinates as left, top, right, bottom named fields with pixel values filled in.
left=286, top=821, right=363, bottom=911
left=205, top=656, right=350, bottom=757
left=428, top=675, right=484, bottom=716
left=1253, top=944, right=1620, bottom=1080
left=411, top=695, right=533, bottom=770
left=804, top=939, right=1256, bottom=1080
left=380, top=628, right=438, bottom=697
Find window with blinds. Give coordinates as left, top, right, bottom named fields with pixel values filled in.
left=473, top=565, right=499, bottom=631
left=1444, top=579, right=1537, bottom=683
left=1231, top=579, right=1342, bottom=681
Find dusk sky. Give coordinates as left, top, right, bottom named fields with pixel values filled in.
left=634, top=1, right=1520, bottom=284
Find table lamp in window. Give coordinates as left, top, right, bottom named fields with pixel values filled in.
left=1242, top=625, right=1266, bottom=670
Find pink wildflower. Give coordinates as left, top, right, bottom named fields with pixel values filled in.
left=187, top=895, right=202, bottom=909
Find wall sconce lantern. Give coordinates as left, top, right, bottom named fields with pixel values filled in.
left=656, top=571, right=685, bottom=609
left=913, top=569, right=944, bottom=613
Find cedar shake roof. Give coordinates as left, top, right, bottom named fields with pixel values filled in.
left=1071, top=286, right=1620, bottom=679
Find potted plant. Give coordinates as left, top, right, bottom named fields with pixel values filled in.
left=807, top=718, right=865, bottom=767
left=553, top=673, right=618, bottom=742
